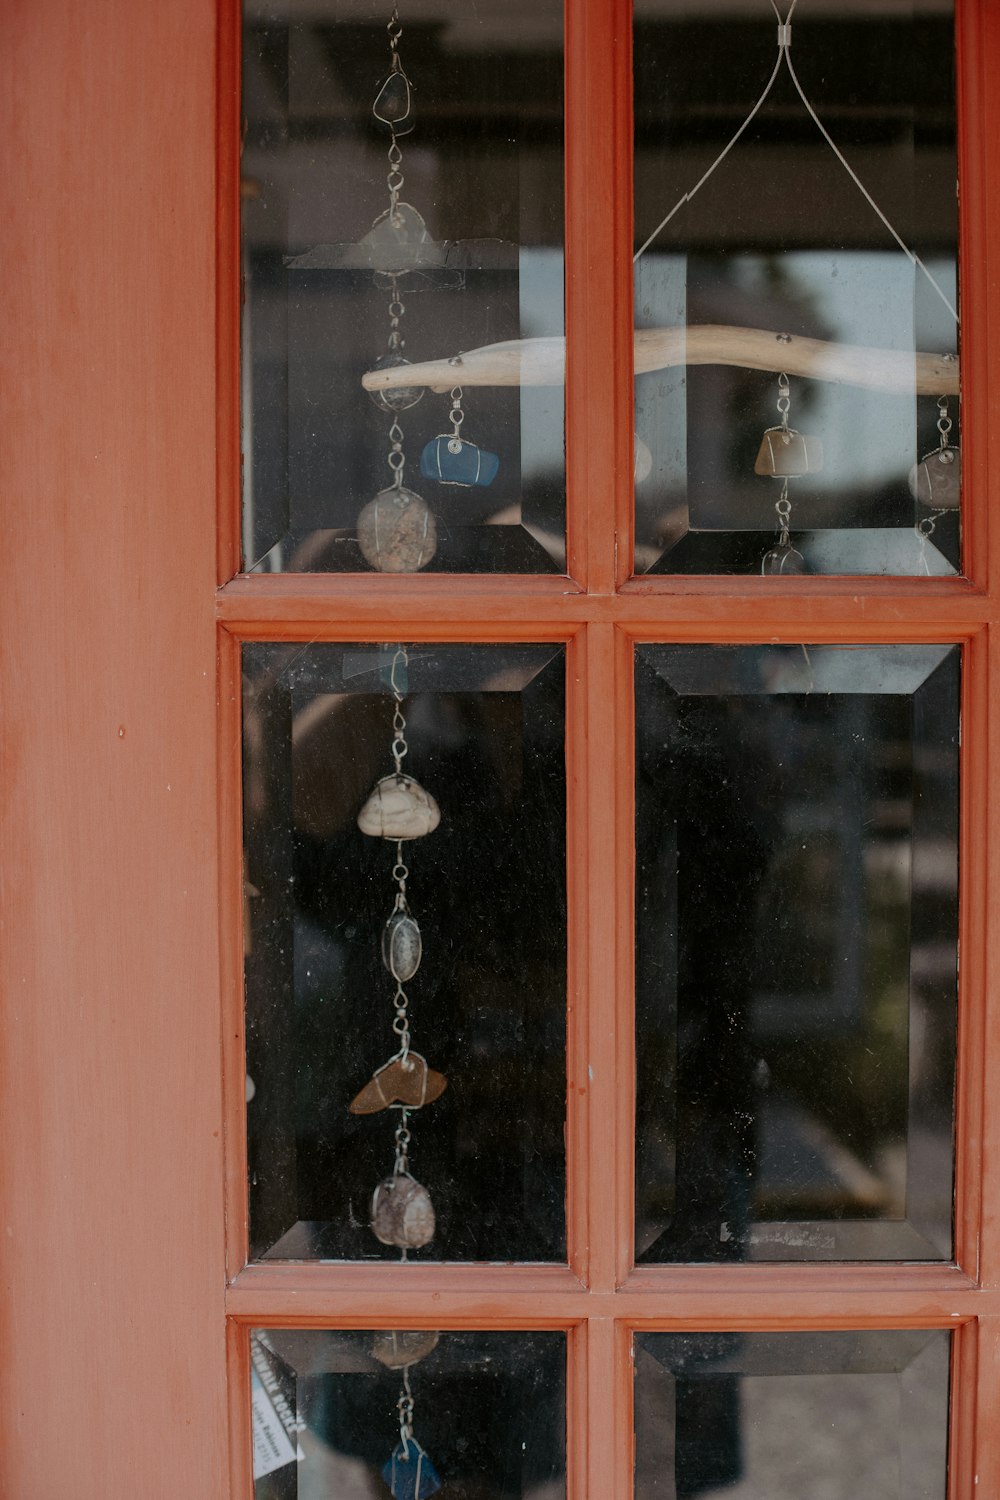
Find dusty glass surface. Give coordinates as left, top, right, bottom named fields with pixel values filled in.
left=242, top=0, right=565, bottom=575
left=635, top=1329, right=950, bottom=1500
left=243, top=643, right=566, bottom=1261
left=636, top=644, right=958, bottom=1261
left=251, top=1328, right=565, bottom=1498
left=633, top=2, right=959, bottom=576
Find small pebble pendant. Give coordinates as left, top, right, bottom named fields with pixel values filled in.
left=383, top=907, right=422, bottom=981
left=372, top=1330, right=440, bottom=1370
left=357, top=488, right=437, bottom=573
left=373, top=70, right=414, bottom=133
left=761, top=542, right=806, bottom=576
left=909, top=445, right=960, bottom=510
left=367, top=354, right=425, bottom=413
left=358, top=774, right=441, bottom=840
left=372, top=1172, right=436, bottom=1249
left=754, top=428, right=823, bottom=478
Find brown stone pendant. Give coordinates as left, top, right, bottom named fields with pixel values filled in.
left=350, top=1053, right=448, bottom=1115
left=754, top=428, right=823, bottom=479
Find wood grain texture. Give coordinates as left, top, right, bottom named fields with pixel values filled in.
left=361, top=325, right=960, bottom=396
left=0, top=0, right=229, bottom=1492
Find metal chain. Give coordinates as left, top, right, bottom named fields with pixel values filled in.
left=393, top=1108, right=411, bottom=1176
left=447, top=386, right=465, bottom=454
left=775, top=480, right=792, bottom=546
left=387, top=418, right=406, bottom=489
left=397, top=1366, right=415, bottom=1452
left=387, top=279, right=406, bottom=355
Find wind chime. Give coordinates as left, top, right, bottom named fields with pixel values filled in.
left=351, top=646, right=445, bottom=1258
left=350, top=644, right=445, bottom=1498
left=359, top=0, right=961, bottom=572
left=632, top=0, right=961, bottom=574
left=355, top=5, right=500, bottom=574
left=372, top=1331, right=443, bottom=1500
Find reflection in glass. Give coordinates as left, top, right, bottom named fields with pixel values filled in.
left=636, top=645, right=959, bottom=1261
left=635, top=1329, right=950, bottom=1500
left=251, top=1329, right=565, bottom=1499
left=242, top=0, right=565, bottom=575
left=633, top=2, right=959, bottom=575
left=243, top=643, right=566, bottom=1260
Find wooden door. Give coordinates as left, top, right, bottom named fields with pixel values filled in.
left=2, top=0, right=1000, bottom=1494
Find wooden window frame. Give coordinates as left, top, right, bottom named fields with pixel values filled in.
left=3, top=0, right=1000, bottom=1492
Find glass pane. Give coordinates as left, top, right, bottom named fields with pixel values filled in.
left=635, top=1329, right=950, bottom=1500
left=636, top=644, right=958, bottom=1261
left=243, top=643, right=566, bottom=1260
left=251, top=1328, right=565, bottom=1498
left=242, top=0, right=565, bottom=575
left=633, top=3, right=959, bottom=576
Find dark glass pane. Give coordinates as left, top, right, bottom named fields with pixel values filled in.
left=242, top=0, right=565, bottom=575
left=252, top=1328, right=565, bottom=1498
left=635, top=1329, right=950, bottom=1500
left=244, top=643, right=566, bottom=1260
left=634, top=3, right=959, bottom=576
left=636, top=644, right=958, bottom=1261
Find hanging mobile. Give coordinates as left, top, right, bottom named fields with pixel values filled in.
left=355, top=648, right=446, bottom=1257
left=356, top=7, right=439, bottom=573
left=357, top=416, right=437, bottom=573
left=382, top=1364, right=443, bottom=1500
left=909, top=380, right=960, bottom=511
left=756, top=368, right=821, bottom=575
left=361, top=5, right=435, bottom=266
left=420, top=382, right=500, bottom=488
left=911, top=375, right=959, bottom=574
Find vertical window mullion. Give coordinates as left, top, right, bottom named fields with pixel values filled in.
left=564, top=0, right=635, bottom=590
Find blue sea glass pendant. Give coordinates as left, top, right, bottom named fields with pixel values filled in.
left=419, top=435, right=499, bottom=487
left=383, top=1440, right=442, bottom=1500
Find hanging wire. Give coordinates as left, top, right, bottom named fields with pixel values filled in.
left=634, top=0, right=959, bottom=326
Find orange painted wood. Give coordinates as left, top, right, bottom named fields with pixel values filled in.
left=954, top=626, right=989, bottom=1281
left=220, top=627, right=252, bottom=1281
left=972, top=1318, right=1000, bottom=1496
left=955, top=0, right=990, bottom=591
left=218, top=572, right=992, bottom=634
left=612, top=625, right=637, bottom=1286
left=582, top=626, right=624, bottom=1290
left=948, top=1321, right=978, bottom=1500
left=217, top=0, right=244, bottom=586
left=0, top=0, right=229, bottom=1493
left=567, top=632, right=592, bottom=1283
left=584, top=1320, right=631, bottom=1500
left=2, top=0, right=995, bottom=1489
left=564, top=0, right=634, bottom=588
left=225, top=1258, right=985, bottom=1323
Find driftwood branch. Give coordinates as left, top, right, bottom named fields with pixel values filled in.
left=361, top=324, right=959, bottom=397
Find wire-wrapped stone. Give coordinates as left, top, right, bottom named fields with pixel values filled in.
left=372, top=1330, right=440, bottom=1370
left=358, top=774, right=440, bottom=840
left=372, top=70, right=414, bottom=134
left=754, top=428, right=823, bottom=478
left=909, top=445, right=960, bottom=509
left=367, top=354, right=424, bottom=413
left=383, top=908, right=422, bottom=981
left=349, top=1053, right=447, bottom=1114
left=372, top=1172, right=436, bottom=1249
left=357, top=487, right=436, bottom=573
